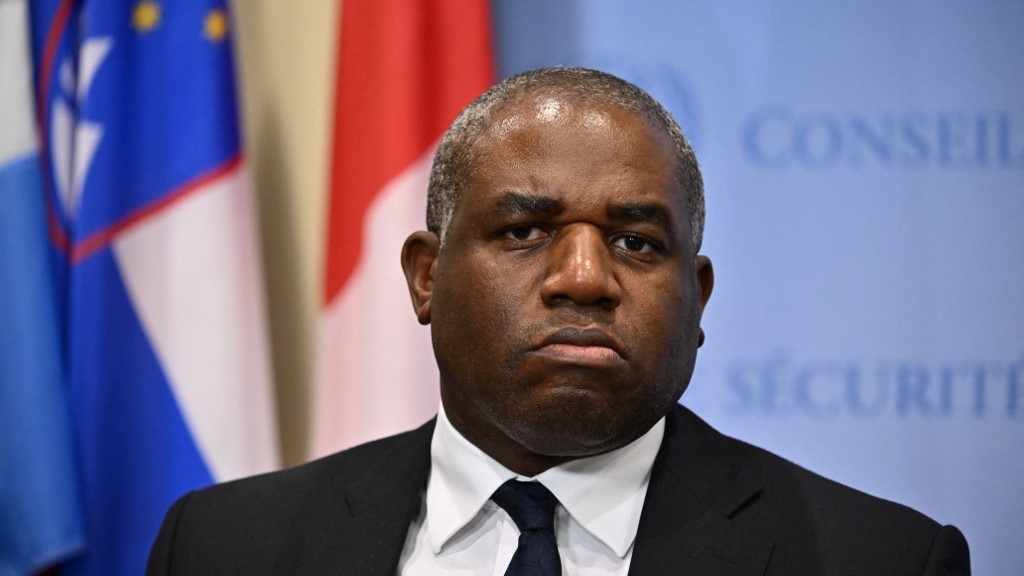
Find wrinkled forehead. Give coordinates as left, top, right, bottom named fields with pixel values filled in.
left=463, top=94, right=689, bottom=227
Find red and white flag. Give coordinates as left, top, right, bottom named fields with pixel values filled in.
left=314, top=0, right=495, bottom=456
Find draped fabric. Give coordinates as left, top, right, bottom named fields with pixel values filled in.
left=12, top=1, right=281, bottom=573
left=313, top=0, right=495, bottom=455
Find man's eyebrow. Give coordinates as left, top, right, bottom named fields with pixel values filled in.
left=493, top=191, right=564, bottom=217
left=607, top=202, right=676, bottom=234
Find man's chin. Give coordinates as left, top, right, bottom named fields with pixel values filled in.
left=499, top=405, right=650, bottom=460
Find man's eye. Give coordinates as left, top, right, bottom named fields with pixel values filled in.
left=612, top=234, right=655, bottom=253
left=505, top=225, right=546, bottom=242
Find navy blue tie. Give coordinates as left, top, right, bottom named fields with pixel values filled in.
left=491, top=480, right=562, bottom=576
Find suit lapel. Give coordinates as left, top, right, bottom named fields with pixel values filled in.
left=283, top=420, right=435, bottom=576
left=628, top=406, right=774, bottom=576
left=276, top=408, right=774, bottom=575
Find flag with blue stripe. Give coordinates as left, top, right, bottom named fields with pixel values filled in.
left=0, top=1, right=85, bottom=573
left=29, top=1, right=280, bottom=573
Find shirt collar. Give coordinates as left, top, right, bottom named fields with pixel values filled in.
left=425, top=402, right=666, bottom=558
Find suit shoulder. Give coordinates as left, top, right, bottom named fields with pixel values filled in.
left=147, top=421, right=434, bottom=574
left=668, top=406, right=969, bottom=573
left=675, top=405, right=943, bottom=527
left=740, top=437, right=969, bottom=572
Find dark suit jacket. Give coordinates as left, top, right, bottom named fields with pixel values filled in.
left=147, top=404, right=970, bottom=575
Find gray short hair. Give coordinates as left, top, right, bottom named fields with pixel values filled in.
left=427, top=66, right=705, bottom=252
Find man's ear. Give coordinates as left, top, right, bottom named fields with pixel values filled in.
left=694, top=255, right=714, bottom=347
left=401, top=231, right=440, bottom=325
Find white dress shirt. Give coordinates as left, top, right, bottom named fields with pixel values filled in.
left=397, top=403, right=666, bottom=575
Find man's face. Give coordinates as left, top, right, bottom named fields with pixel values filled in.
left=404, top=94, right=712, bottom=475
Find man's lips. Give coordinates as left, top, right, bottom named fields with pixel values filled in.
left=531, top=327, right=627, bottom=365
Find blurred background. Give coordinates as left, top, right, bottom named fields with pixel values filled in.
left=2, top=0, right=1021, bottom=574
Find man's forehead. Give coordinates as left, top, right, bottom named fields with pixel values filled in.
left=484, top=92, right=637, bottom=136
left=461, top=96, right=689, bottom=234
left=467, top=93, right=677, bottom=178
left=471, top=96, right=674, bottom=174
left=428, top=69, right=703, bottom=253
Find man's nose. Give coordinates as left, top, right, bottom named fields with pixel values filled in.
left=539, top=225, right=622, bottom=310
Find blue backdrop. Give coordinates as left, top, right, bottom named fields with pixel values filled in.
left=493, top=2, right=1024, bottom=573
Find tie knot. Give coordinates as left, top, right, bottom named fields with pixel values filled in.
left=491, top=480, right=558, bottom=532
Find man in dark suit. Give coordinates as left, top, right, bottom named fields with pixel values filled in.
left=148, top=67, right=970, bottom=575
